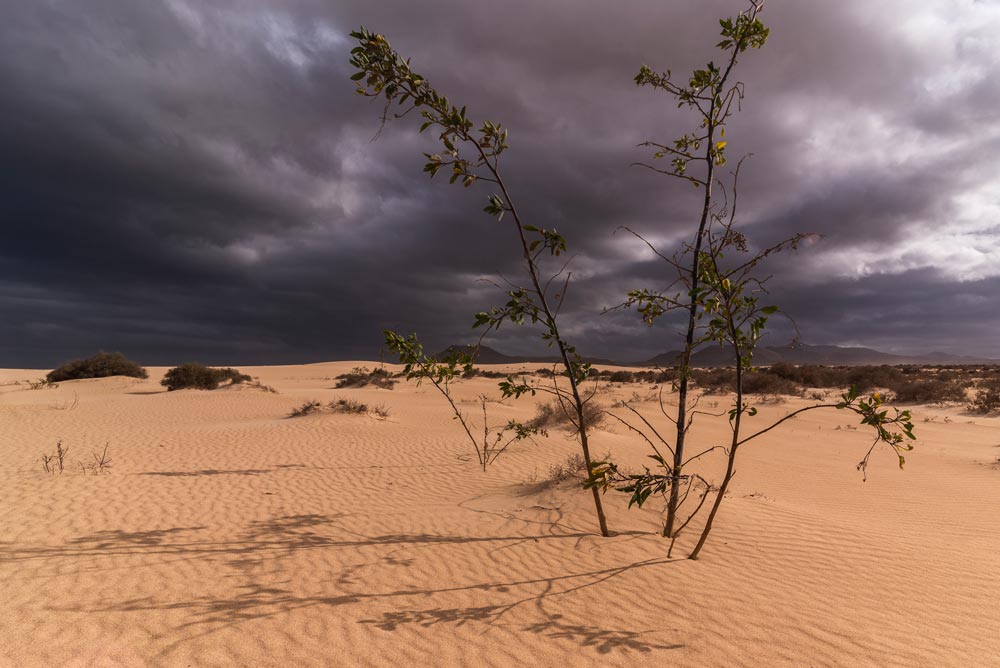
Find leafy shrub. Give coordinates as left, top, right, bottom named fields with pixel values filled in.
left=161, top=363, right=251, bottom=391
left=47, top=352, right=148, bottom=382
left=334, top=366, right=397, bottom=389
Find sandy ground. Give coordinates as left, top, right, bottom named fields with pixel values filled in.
left=1, top=362, right=998, bottom=668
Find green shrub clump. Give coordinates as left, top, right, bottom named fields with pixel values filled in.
left=47, top=352, right=148, bottom=382
left=161, top=363, right=252, bottom=391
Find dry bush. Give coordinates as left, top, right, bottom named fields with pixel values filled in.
left=330, top=398, right=369, bottom=414
left=742, top=371, right=801, bottom=396
left=161, top=363, right=251, bottom=391
left=890, top=379, right=967, bottom=404
left=691, top=368, right=735, bottom=394
left=248, top=378, right=278, bottom=393
left=546, top=452, right=587, bottom=482
left=461, top=368, right=509, bottom=379
left=528, top=399, right=606, bottom=432
left=590, top=368, right=675, bottom=384
left=47, top=352, right=147, bottom=383
left=41, top=440, right=68, bottom=474
left=80, top=444, right=113, bottom=475
left=334, top=366, right=397, bottom=389
left=287, top=397, right=390, bottom=419
left=969, top=380, right=1000, bottom=415
left=288, top=400, right=323, bottom=418
left=369, top=403, right=391, bottom=420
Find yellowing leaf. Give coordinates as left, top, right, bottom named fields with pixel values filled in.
left=715, top=141, right=727, bottom=150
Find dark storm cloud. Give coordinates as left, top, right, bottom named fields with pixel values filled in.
left=2, top=0, right=999, bottom=367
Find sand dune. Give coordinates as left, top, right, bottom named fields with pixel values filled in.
left=1, top=363, right=998, bottom=667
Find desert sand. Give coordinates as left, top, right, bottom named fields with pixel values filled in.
left=1, top=362, right=998, bottom=667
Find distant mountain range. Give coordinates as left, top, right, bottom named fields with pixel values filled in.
left=436, top=343, right=998, bottom=367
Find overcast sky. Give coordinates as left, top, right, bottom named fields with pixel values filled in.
left=2, top=0, right=999, bottom=367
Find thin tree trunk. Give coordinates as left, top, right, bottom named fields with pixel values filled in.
left=664, top=125, right=716, bottom=539
left=488, top=161, right=610, bottom=537
left=689, top=346, right=743, bottom=559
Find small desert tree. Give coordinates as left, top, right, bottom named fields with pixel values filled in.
left=350, top=28, right=611, bottom=535
left=585, top=1, right=916, bottom=559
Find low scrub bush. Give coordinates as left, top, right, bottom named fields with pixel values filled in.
left=461, top=368, right=510, bottom=379
left=546, top=452, right=587, bottom=482
left=741, top=371, right=802, bottom=396
left=528, top=399, right=606, bottom=432
left=287, top=398, right=390, bottom=419
left=330, top=398, right=369, bottom=414
left=161, top=363, right=252, bottom=391
left=589, top=368, right=675, bottom=384
left=47, top=352, right=148, bottom=382
left=890, top=379, right=967, bottom=404
left=969, top=380, right=1000, bottom=415
left=288, top=400, right=323, bottom=417
left=334, top=366, right=397, bottom=389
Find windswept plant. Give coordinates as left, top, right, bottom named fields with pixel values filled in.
left=585, top=1, right=916, bottom=559
left=350, top=28, right=611, bottom=534
left=385, top=333, right=546, bottom=472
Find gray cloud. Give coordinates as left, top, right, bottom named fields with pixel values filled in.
left=2, top=0, right=999, bottom=367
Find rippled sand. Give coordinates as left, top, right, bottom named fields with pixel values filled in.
left=1, top=363, right=998, bottom=667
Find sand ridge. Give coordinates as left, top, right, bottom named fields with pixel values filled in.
left=1, top=363, right=998, bottom=667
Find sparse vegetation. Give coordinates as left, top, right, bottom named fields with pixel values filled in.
left=335, top=366, right=397, bottom=389
left=546, top=452, right=587, bottom=483
left=353, top=5, right=921, bottom=555
left=248, top=378, right=279, bottom=394
left=40, top=440, right=112, bottom=475
left=161, top=363, right=252, bottom=391
left=79, top=443, right=113, bottom=475
left=287, top=397, right=392, bottom=419
left=353, top=28, right=611, bottom=532
left=890, top=378, right=967, bottom=404
left=330, top=398, right=370, bottom=415
left=41, top=440, right=68, bottom=474
left=288, top=400, right=324, bottom=418
left=528, top=400, right=606, bottom=432
left=969, top=379, right=1000, bottom=415
left=46, top=352, right=147, bottom=383
left=583, top=2, right=916, bottom=560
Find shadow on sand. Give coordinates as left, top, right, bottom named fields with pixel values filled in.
left=3, top=513, right=684, bottom=656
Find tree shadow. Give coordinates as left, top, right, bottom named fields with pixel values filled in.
left=522, top=614, right=683, bottom=654
left=358, top=582, right=684, bottom=654
left=139, top=469, right=275, bottom=477
left=10, top=514, right=684, bottom=655
left=66, top=526, right=209, bottom=549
